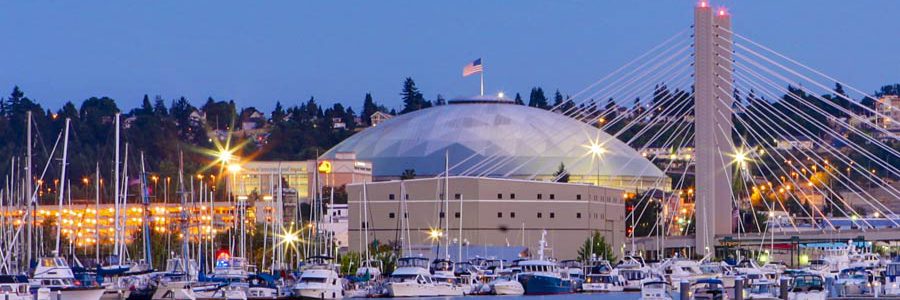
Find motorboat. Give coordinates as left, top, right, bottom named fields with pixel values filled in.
left=583, top=273, right=625, bottom=292
left=640, top=280, right=673, bottom=300
left=0, top=275, right=36, bottom=300
left=700, top=261, right=736, bottom=288
left=691, top=278, right=728, bottom=300
left=559, top=260, right=585, bottom=291
left=151, top=280, right=197, bottom=300
left=488, top=270, right=524, bottom=295
left=660, top=257, right=710, bottom=291
left=833, top=267, right=872, bottom=297
left=515, top=231, right=572, bottom=295
left=885, top=259, right=900, bottom=296
left=615, top=255, right=652, bottom=291
left=292, top=256, right=345, bottom=299
left=385, top=257, right=464, bottom=297
left=31, top=257, right=105, bottom=300
left=787, top=274, right=826, bottom=300
left=745, top=278, right=780, bottom=300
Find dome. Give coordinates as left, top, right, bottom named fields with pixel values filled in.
left=322, top=96, right=667, bottom=190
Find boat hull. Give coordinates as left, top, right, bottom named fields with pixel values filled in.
left=492, top=281, right=525, bottom=295
left=386, top=282, right=464, bottom=297
left=518, top=274, right=572, bottom=295
left=44, top=287, right=106, bottom=300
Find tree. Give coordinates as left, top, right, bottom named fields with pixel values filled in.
left=435, top=94, right=447, bottom=106
left=577, top=231, right=617, bottom=262
left=553, top=162, right=570, bottom=183
left=400, top=78, right=428, bottom=114
left=514, top=93, right=524, bottom=105
left=362, top=93, right=379, bottom=125
left=528, top=87, right=548, bottom=109
left=401, top=169, right=416, bottom=180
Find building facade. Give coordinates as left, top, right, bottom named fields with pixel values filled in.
left=347, top=176, right=626, bottom=260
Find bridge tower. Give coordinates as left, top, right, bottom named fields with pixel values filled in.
left=693, top=2, right=734, bottom=256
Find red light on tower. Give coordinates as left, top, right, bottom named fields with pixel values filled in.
left=699, top=1, right=708, bottom=8
left=718, top=7, right=728, bottom=16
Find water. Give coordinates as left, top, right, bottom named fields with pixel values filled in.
left=408, top=292, right=643, bottom=300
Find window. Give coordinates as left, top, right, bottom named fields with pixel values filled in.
left=510, top=212, right=516, bottom=218
left=405, top=194, right=409, bottom=200
left=389, top=212, right=395, bottom=219
left=550, top=194, right=555, bottom=200
left=361, top=222, right=368, bottom=228
left=537, top=212, right=543, bottom=218
left=454, top=193, right=461, bottom=200
left=440, top=212, right=445, bottom=218
left=576, top=213, right=582, bottom=219
left=576, top=194, right=582, bottom=200
left=455, top=212, right=460, bottom=218
left=537, top=194, right=543, bottom=200
left=497, top=193, right=503, bottom=199
left=389, top=194, right=395, bottom=200
left=510, top=193, right=516, bottom=199
left=550, top=212, right=555, bottom=218
left=497, top=212, right=503, bottom=218
left=404, top=212, right=408, bottom=218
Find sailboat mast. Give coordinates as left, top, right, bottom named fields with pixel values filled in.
left=95, top=164, right=100, bottom=264
left=113, top=113, right=121, bottom=258
left=140, top=153, right=153, bottom=267
left=54, top=118, right=70, bottom=257
left=444, top=150, right=450, bottom=260
left=25, top=111, right=32, bottom=267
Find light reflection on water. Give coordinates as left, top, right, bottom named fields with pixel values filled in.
left=405, top=292, right=645, bottom=300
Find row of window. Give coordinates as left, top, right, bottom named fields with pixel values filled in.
left=386, top=211, right=602, bottom=219
left=386, top=193, right=617, bottom=202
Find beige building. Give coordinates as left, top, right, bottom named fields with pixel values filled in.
left=876, top=95, right=899, bottom=141
left=347, top=176, right=626, bottom=260
left=229, top=153, right=372, bottom=224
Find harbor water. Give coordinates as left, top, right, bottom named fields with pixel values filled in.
left=406, top=293, right=643, bottom=300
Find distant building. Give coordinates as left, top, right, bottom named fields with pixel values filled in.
left=322, top=203, right=349, bottom=251
left=369, top=111, right=393, bottom=127
left=347, top=176, right=626, bottom=260
left=776, top=136, right=814, bottom=151
left=332, top=117, right=346, bottom=129
left=229, top=155, right=372, bottom=224
left=876, top=95, right=899, bottom=141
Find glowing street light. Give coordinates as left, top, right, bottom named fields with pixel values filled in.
left=217, top=149, right=236, bottom=163
left=428, top=228, right=444, bottom=241
left=227, top=164, right=242, bottom=173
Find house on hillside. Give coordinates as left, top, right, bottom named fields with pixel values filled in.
left=370, top=111, right=393, bottom=127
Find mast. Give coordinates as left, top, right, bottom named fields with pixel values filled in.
left=140, top=153, right=153, bottom=268
left=25, top=111, right=32, bottom=266
left=95, top=164, right=100, bottom=264
left=177, top=151, right=189, bottom=274
left=54, top=118, right=70, bottom=257
left=113, top=113, right=121, bottom=258
left=444, top=150, right=450, bottom=260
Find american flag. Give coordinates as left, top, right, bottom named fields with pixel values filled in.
left=462, top=58, right=483, bottom=77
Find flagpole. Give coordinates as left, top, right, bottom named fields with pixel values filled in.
left=479, top=65, right=484, bottom=96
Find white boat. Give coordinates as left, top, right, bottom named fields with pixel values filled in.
left=152, top=280, right=197, bottom=300
left=385, top=257, right=464, bottom=297
left=583, top=273, right=625, bottom=292
left=31, top=257, right=105, bottom=300
left=354, top=259, right=382, bottom=280
left=885, top=259, right=900, bottom=296
left=488, top=271, right=524, bottom=295
left=660, top=257, right=712, bottom=289
left=640, top=280, right=673, bottom=300
left=746, top=278, right=780, bottom=300
left=292, top=256, right=345, bottom=299
left=700, top=261, right=736, bottom=288
left=615, top=255, right=652, bottom=291
left=691, top=278, right=729, bottom=300
left=833, top=267, right=872, bottom=297
left=0, top=275, right=35, bottom=300
left=559, top=260, right=585, bottom=291
left=787, top=274, right=826, bottom=300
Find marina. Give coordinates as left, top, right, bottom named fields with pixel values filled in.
left=0, top=2, right=898, bottom=300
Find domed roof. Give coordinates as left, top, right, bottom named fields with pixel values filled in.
left=322, top=97, right=665, bottom=180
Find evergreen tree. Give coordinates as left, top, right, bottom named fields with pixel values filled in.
left=272, top=101, right=286, bottom=123
left=361, top=93, right=378, bottom=125
left=553, top=162, right=570, bottom=183
left=552, top=89, right=564, bottom=108
left=153, top=96, right=168, bottom=117
left=400, top=78, right=427, bottom=114
left=528, top=87, right=548, bottom=109
left=435, top=94, right=446, bottom=106
left=514, top=93, right=524, bottom=105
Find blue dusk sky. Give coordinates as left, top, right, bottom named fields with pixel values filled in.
left=0, top=1, right=897, bottom=112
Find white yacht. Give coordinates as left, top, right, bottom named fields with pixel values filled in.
left=615, top=255, right=652, bottom=291
left=559, top=260, right=585, bottom=291
left=885, top=259, right=900, bottom=296
left=833, top=267, right=872, bottom=297
left=690, top=279, right=728, bottom=300
left=152, top=281, right=197, bottom=300
left=385, top=257, right=464, bottom=297
left=787, top=274, right=826, bottom=300
left=659, top=257, right=710, bottom=290
left=292, top=256, right=345, bottom=299
left=746, top=278, right=780, bottom=300
left=583, top=273, right=625, bottom=292
left=31, top=257, right=105, bottom=300
left=0, top=275, right=36, bottom=300
left=488, top=270, right=525, bottom=295
left=640, top=280, right=673, bottom=300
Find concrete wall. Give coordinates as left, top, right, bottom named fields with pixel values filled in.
left=347, top=177, right=625, bottom=260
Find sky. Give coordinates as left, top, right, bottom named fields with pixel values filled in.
left=0, top=1, right=898, bottom=113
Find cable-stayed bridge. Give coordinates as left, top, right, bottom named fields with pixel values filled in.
left=458, top=2, right=900, bottom=259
